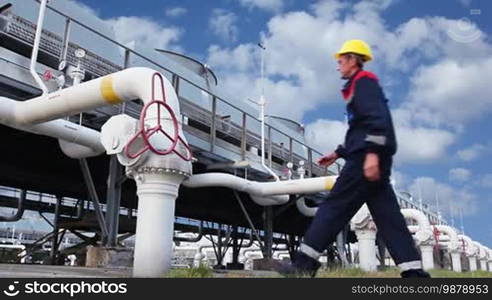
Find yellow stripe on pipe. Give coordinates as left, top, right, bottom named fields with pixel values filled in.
left=324, top=177, right=335, bottom=190
left=100, top=76, right=122, bottom=104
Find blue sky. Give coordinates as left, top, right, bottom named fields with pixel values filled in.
left=61, top=0, right=492, bottom=247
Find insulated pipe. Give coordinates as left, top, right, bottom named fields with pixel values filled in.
left=0, top=101, right=105, bottom=156
left=0, top=190, right=25, bottom=222
left=355, top=229, right=377, bottom=272
left=132, top=172, right=185, bottom=277
left=474, top=242, right=488, bottom=271
left=3, top=67, right=181, bottom=125
left=296, top=197, right=317, bottom=217
left=434, top=225, right=462, bottom=272
left=350, top=205, right=377, bottom=272
left=183, top=173, right=337, bottom=196
left=488, top=248, right=492, bottom=272
left=239, top=248, right=262, bottom=264
left=400, top=209, right=435, bottom=270
left=30, top=0, right=49, bottom=94
left=458, top=235, right=478, bottom=271
left=193, top=245, right=215, bottom=267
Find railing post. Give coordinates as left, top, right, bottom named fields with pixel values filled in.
left=171, top=74, right=180, bottom=95
left=289, top=137, right=293, bottom=163
left=210, top=97, right=217, bottom=152
left=241, top=112, right=247, bottom=160
left=307, top=148, right=313, bottom=177
left=59, top=18, right=71, bottom=63
left=268, top=126, right=272, bottom=167
left=120, top=49, right=131, bottom=114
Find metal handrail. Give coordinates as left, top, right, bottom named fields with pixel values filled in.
left=35, top=0, right=338, bottom=174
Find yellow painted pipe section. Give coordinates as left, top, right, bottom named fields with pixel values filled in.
left=324, top=177, right=335, bottom=190
left=100, top=76, right=122, bottom=104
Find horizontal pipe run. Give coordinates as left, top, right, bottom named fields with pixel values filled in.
left=183, top=173, right=337, bottom=196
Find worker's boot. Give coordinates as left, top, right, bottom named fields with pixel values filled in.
left=275, top=251, right=321, bottom=278
left=400, top=268, right=431, bottom=278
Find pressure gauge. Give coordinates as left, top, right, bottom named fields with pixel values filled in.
left=58, top=60, right=67, bottom=71
left=74, top=48, right=86, bottom=59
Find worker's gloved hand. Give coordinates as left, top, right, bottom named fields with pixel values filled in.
left=317, top=152, right=338, bottom=167
left=363, top=152, right=380, bottom=181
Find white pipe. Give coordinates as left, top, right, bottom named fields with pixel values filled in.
left=296, top=197, right=317, bottom=217
left=3, top=67, right=181, bottom=125
left=0, top=98, right=105, bottom=157
left=193, top=245, right=215, bottom=267
left=355, top=229, right=377, bottom=272
left=273, top=250, right=289, bottom=259
left=400, top=208, right=431, bottom=229
left=183, top=173, right=337, bottom=196
left=259, top=97, right=279, bottom=181
left=457, top=235, right=478, bottom=271
left=239, top=248, right=262, bottom=264
left=434, top=225, right=461, bottom=272
left=420, top=245, right=434, bottom=271
left=132, top=173, right=184, bottom=277
left=474, top=242, right=488, bottom=271
left=488, top=248, right=492, bottom=272
left=30, top=0, right=49, bottom=94
left=1, top=67, right=182, bottom=158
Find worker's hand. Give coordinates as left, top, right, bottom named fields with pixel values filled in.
left=364, top=152, right=380, bottom=181
left=317, top=152, right=338, bottom=167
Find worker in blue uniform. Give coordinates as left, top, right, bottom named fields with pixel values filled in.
left=277, top=40, right=430, bottom=278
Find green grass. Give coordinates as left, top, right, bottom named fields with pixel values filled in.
left=164, top=266, right=492, bottom=278
left=165, top=265, right=213, bottom=278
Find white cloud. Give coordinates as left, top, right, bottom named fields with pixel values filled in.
left=394, top=125, right=455, bottom=163
left=391, top=169, right=410, bottom=190
left=238, top=0, right=285, bottom=12
left=409, top=177, right=478, bottom=217
left=406, top=58, right=492, bottom=128
left=449, top=168, right=472, bottom=182
left=165, top=7, right=188, bottom=18
left=304, top=119, right=347, bottom=154
left=457, top=144, right=487, bottom=161
left=209, top=9, right=239, bottom=43
left=105, top=16, right=183, bottom=51
left=204, top=1, right=492, bottom=164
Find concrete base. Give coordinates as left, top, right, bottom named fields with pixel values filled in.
left=85, top=246, right=133, bottom=268
left=252, top=258, right=281, bottom=271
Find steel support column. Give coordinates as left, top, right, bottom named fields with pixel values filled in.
left=263, top=206, right=274, bottom=259
left=104, top=155, right=123, bottom=247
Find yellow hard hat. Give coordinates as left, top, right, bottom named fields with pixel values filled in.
left=335, top=39, right=373, bottom=62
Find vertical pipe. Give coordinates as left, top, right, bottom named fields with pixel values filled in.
left=355, top=229, right=377, bottom=271
left=120, top=49, right=131, bottom=114
left=59, top=18, right=71, bottom=63
left=289, top=138, right=293, bottom=163
left=469, top=257, right=477, bottom=271
left=420, top=245, right=434, bottom=270
left=268, top=126, right=272, bottom=168
left=133, top=173, right=184, bottom=277
left=451, top=252, right=462, bottom=272
left=210, top=97, right=217, bottom=152
left=30, top=0, right=49, bottom=94
left=241, top=113, right=247, bottom=160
